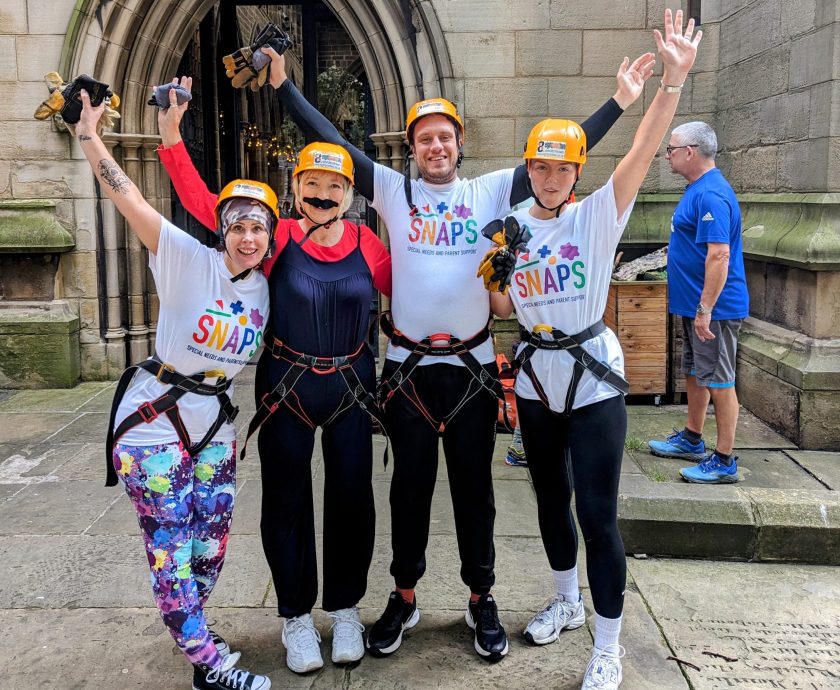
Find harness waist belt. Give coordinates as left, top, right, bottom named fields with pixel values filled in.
left=515, top=319, right=629, bottom=414
left=105, top=356, right=238, bottom=487
left=241, top=336, right=384, bottom=459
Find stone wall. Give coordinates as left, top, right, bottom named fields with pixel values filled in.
left=704, top=1, right=840, bottom=193
left=438, top=0, right=720, bottom=193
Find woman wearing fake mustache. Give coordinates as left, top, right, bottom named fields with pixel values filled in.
left=156, top=79, right=391, bottom=675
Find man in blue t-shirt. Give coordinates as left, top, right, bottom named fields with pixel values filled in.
left=648, top=121, right=750, bottom=484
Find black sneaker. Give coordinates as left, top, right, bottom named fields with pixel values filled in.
left=365, top=591, right=420, bottom=657
left=192, top=651, right=272, bottom=690
left=465, top=593, right=509, bottom=661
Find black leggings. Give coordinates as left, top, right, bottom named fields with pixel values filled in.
left=517, top=393, right=627, bottom=619
left=382, top=360, right=499, bottom=593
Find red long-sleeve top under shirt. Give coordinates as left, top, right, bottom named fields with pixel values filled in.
left=157, top=141, right=392, bottom=296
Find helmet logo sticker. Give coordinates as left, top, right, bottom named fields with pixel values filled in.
left=536, top=140, right=567, bottom=159
left=416, top=101, right=446, bottom=116
left=312, top=150, right=345, bottom=173
left=231, top=183, right=268, bottom=201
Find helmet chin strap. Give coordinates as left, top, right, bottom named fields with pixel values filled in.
left=526, top=174, right=579, bottom=218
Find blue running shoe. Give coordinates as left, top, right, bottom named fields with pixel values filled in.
left=505, top=445, right=527, bottom=466
left=680, top=453, right=739, bottom=484
left=648, top=428, right=706, bottom=460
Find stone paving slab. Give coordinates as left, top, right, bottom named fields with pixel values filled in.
left=626, top=404, right=797, bottom=449
left=785, top=450, right=840, bottom=489
left=627, top=558, right=840, bottom=690
left=0, top=381, right=113, bottom=413
left=0, top=480, right=119, bottom=535
left=0, top=533, right=272, bottom=609
left=0, top=441, right=87, bottom=482
left=629, top=448, right=830, bottom=490
left=0, top=412, right=80, bottom=444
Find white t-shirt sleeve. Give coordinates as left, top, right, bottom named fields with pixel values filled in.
left=149, top=217, right=207, bottom=306
left=576, top=175, right=635, bottom=256
left=372, top=164, right=408, bottom=216
left=474, top=168, right=516, bottom=219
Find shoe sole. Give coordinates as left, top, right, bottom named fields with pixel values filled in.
left=523, top=616, right=585, bottom=646
left=465, top=610, right=509, bottom=660
left=193, top=677, right=272, bottom=690
left=649, top=447, right=706, bottom=461
left=680, top=473, right=738, bottom=484
left=332, top=646, right=365, bottom=664
left=365, top=608, right=420, bottom=657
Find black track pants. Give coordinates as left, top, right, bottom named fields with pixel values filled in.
left=517, top=393, right=627, bottom=618
left=256, top=354, right=376, bottom=617
left=381, top=360, right=499, bottom=593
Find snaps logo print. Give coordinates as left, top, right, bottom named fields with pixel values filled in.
left=514, top=241, right=586, bottom=299
left=192, top=299, right=265, bottom=361
left=407, top=200, right=477, bottom=247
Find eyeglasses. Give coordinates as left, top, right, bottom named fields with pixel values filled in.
left=665, top=144, right=697, bottom=155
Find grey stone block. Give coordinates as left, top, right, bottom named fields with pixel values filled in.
left=719, top=0, right=782, bottom=67
left=746, top=487, right=840, bottom=563
left=617, top=474, right=756, bottom=559
left=516, top=30, right=582, bottom=77
left=548, top=0, right=648, bottom=29
left=464, top=77, right=548, bottom=118
left=789, top=22, right=836, bottom=89
left=434, top=0, right=551, bottom=32
left=717, top=44, right=789, bottom=110
left=445, top=32, right=515, bottom=78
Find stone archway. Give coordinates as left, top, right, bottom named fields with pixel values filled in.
left=61, top=0, right=453, bottom=374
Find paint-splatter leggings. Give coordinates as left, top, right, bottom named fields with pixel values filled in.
left=112, top=440, right=236, bottom=668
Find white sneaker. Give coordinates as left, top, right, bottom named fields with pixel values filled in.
left=524, top=594, right=586, bottom=645
left=581, top=644, right=625, bottom=689
left=281, top=613, right=323, bottom=674
left=329, top=607, right=365, bottom=664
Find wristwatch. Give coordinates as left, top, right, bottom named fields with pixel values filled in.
left=696, top=302, right=712, bottom=316
left=659, top=80, right=684, bottom=93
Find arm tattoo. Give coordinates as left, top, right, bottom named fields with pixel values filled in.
left=78, top=135, right=92, bottom=141
left=98, top=159, right=131, bottom=195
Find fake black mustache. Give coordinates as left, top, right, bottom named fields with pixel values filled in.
left=302, top=196, right=339, bottom=210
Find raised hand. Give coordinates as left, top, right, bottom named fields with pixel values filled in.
left=156, top=76, right=192, bottom=147
left=654, top=8, right=702, bottom=86
left=76, top=89, right=106, bottom=138
left=614, top=52, right=656, bottom=110
left=263, top=46, right=288, bottom=89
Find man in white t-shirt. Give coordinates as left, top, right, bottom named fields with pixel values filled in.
left=263, top=46, right=651, bottom=662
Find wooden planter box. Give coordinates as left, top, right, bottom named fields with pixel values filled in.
left=603, top=280, right=667, bottom=395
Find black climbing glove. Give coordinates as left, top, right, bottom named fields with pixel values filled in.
left=476, top=216, right=532, bottom=294
left=222, top=23, right=293, bottom=90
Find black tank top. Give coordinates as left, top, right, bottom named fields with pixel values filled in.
left=268, top=222, right=373, bottom=357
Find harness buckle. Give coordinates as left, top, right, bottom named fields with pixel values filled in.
left=533, top=324, right=553, bottom=334
left=138, top=401, right=159, bottom=423
left=155, top=362, right=176, bottom=383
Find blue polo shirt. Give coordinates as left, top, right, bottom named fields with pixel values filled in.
left=668, top=168, right=749, bottom=320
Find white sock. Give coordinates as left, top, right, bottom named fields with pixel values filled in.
left=593, top=612, right=622, bottom=651
left=511, top=426, right=523, bottom=451
left=551, top=567, right=579, bottom=603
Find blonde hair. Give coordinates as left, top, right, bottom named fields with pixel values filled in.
left=292, top=169, right=354, bottom=218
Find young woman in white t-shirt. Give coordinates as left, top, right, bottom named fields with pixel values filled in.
left=487, top=11, right=701, bottom=690
left=76, top=91, right=272, bottom=690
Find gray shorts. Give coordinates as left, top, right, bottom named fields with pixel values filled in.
left=681, top=317, right=743, bottom=388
